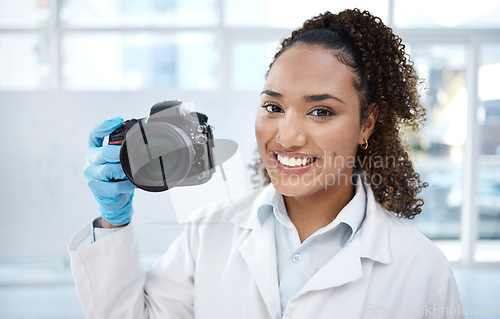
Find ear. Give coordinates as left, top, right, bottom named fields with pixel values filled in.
left=359, top=103, right=378, bottom=144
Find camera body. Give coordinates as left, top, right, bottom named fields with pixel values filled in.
left=109, top=100, right=215, bottom=192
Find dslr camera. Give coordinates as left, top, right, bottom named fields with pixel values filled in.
left=109, top=100, right=215, bottom=192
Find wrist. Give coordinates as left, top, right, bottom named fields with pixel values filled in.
left=99, top=217, right=129, bottom=228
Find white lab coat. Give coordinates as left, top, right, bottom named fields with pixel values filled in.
left=68, top=182, right=463, bottom=319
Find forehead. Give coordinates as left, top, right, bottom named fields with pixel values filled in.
left=265, top=45, right=358, bottom=103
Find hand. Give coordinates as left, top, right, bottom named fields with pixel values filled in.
left=84, top=117, right=136, bottom=227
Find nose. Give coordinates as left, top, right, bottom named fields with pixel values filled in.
left=276, top=113, right=307, bottom=149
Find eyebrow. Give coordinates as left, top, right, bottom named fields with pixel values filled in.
left=261, top=89, right=345, bottom=104
left=261, top=89, right=282, bottom=97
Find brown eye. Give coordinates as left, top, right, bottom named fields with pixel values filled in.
left=310, top=108, right=334, bottom=117
left=262, top=103, right=283, bottom=113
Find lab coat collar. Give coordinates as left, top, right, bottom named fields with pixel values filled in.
left=255, top=174, right=367, bottom=244
left=231, top=180, right=391, bottom=264
left=231, top=178, right=392, bottom=309
left=230, top=183, right=276, bottom=230
left=358, top=181, right=392, bottom=265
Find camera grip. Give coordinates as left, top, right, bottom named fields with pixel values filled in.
left=108, top=119, right=138, bottom=145
left=108, top=124, right=126, bottom=145
left=108, top=121, right=133, bottom=182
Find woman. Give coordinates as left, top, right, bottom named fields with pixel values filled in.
left=69, top=9, right=463, bottom=319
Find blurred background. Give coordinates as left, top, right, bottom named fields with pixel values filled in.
left=0, top=0, right=499, bottom=317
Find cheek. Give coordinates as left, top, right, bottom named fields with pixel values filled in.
left=254, top=115, right=273, bottom=149
left=315, top=122, right=361, bottom=155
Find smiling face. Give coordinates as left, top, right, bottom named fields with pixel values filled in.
left=255, top=44, right=374, bottom=199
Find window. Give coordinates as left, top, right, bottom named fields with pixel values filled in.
left=224, top=0, right=388, bottom=27
left=477, top=43, right=500, bottom=261
left=1, top=0, right=499, bottom=263
left=406, top=44, right=467, bottom=240
left=62, top=33, right=218, bottom=90
left=394, top=0, right=500, bottom=28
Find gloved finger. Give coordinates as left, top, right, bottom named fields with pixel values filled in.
left=84, top=163, right=127, bottom=181
left=87, top=145, right=121, bottom=164
left=89, top=117, right=123, bottom=148
left=87, top=178, right=136, bottom=197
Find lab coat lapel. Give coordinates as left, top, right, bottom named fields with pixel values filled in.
left=238, top=219, right=281, bottom=319
left=299, top=239, right=363, bottom=293
left=357, top=182, right=392, bottom=264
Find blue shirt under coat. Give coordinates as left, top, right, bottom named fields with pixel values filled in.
left=256, top=175, right=367, bottom=313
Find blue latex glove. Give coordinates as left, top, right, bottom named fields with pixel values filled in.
left=84, top=117, right=136, bottom=226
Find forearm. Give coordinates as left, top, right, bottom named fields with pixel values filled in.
left=69, top=222, right=147, bottom=319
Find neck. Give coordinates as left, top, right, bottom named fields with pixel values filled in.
left=284, top=175, right=355, bottom=242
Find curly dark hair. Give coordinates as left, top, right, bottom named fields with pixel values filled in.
left=251, top=8, right=428, bottom=219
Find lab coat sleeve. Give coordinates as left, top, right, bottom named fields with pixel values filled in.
left=68, top=221, right=147, bottom=319
left=424, top=267, right=464, bottom=319
left=69, top=219, right=197, bottom=319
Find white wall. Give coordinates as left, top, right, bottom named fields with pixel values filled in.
left=0, top=90, right=260, bottom=258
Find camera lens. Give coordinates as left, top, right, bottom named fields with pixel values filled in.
left=120, top=121, right=195, bottom=191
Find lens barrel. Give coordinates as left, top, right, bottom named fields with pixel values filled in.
left=120, top=121, right=195, bottom=192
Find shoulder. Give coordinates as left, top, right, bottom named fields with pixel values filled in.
left=360, top=181, right=454, bottom=302
left=372, top=207, right=456, bottom=291
left=362, top=181, right=451, bottom=269
left=388, top=211, right=447, bottom=260
left=362, top=199, right=462, bottom=310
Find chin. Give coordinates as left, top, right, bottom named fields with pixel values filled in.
left=271, top=184, right=302, bottom=198
left=273, top=182, right=333, bottom=200
left=266, top=164, right=351, bottom=198
left=266, top=170, right=324, bottom=197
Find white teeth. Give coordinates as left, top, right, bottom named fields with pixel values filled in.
left=276, top=154, right=314, bottom=167
left=283, top=156, right=289, bottom=166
